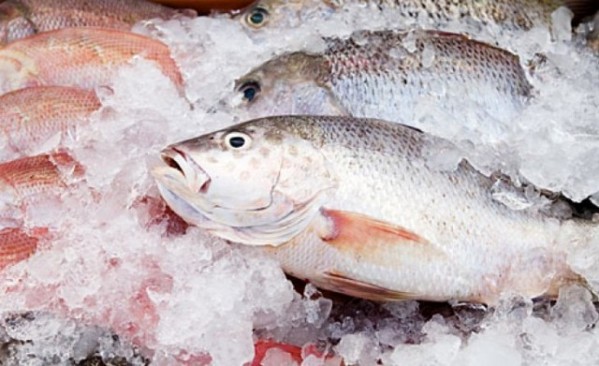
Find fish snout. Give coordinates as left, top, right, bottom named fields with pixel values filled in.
left=160, top=147, right=211, bottom=194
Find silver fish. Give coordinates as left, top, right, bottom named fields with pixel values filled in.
left=152, top=115, right=597, bottom=305
left=235, top=29, right=532, bottom=127
left=240, top=0, right=598, bottom=32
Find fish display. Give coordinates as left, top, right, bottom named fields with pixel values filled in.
left=240, top=0, right=599, bottom=32
left=235, top=29, right=532, bottom=125
left=152, top=115, right=595, bottom=305
left=0, top=0, right=188, bottom=44
left=0, top=86, right=101, bottom=159
left=0, top=27, right=184, bottom=95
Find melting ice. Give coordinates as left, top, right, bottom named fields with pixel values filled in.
left=0, top=3, right=598, bottom=365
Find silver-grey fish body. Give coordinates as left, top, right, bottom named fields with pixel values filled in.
left=237, top=30, right=533, bottom=128
left=152, top=115, right=597, bottom=304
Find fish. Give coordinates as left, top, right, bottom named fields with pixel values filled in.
left=0, top=152, right=82, bottom=270
left=0, top=151, right=85, bottom=206
left=0, top=27, right=184, bottom=95
left=0, top=0, right=192, bottom=44
left=0, top=86, right=101, bottom=160
left=240, top=0, right=599, bottom=33
left=152, top=115, right=597, bottom=305
left=0, top=227, right=47, bottom=270
left=235, top=29, right=532, bottom=126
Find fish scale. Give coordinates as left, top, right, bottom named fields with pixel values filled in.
left=0, top=86, right=101, bottom=160
left=0, top=27, right=184, bottom=95
left=0, top=0, right=187, bottom=44
left=153, top=115, right=597, bottom=304
left=243, top=0, right=598, bottom=31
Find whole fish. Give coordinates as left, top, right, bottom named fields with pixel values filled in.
left=152, top=115, right=597, bottom=305
left=0, top=0, right=191, bottom=44
left=0, top=27, right=184, bottom=95
left=0, top=86, right=101, bottom=160
left=235, top=29, right=532, bottom=126
left=240, top=0, right=598, bottom=32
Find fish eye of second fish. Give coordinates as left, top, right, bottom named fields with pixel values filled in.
left=237, top=80, right=262, bottom=102
left=244, top=4, right=270, bottom=28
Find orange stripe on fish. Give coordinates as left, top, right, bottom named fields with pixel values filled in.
left=0, top=27, right=184, bottom=94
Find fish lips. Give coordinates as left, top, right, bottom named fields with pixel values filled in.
left=160, top=147, right=212, bottom=195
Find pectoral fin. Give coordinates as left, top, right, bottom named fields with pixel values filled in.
left=318, top=208, right=427, bottom=244
left=323, top=271, right=416, bottom=302
left=315, top=209, right=440, bottom=267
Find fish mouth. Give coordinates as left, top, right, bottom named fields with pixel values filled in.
left=160, top=147, right=211, bottom=194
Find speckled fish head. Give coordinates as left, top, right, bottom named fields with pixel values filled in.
left=234, top=52, right=344, bottom=116
left=239, top=0, right=331, bottom=30
left=152, top=117, right=338, bottom=246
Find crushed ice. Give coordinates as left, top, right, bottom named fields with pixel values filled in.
left=0, top=2, right=598, bottom=365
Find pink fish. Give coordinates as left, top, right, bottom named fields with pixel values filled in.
left=0, top=27, right=184, bottom=94
left=0, top=86, right=101, bottom=159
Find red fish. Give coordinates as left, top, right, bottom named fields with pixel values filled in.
left=0, top=27, right=184, bottom=94
left=0, top=86, right=101, bottom=159
left=0, top=0, right=190, bottom=44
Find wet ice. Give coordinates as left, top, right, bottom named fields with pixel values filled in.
left=0, top=3, right=598, bottom=366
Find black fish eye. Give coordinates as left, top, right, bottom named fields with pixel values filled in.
left=239, top=81, right=261, bottom=103
left=225, top=132, right=252, bottom=150
left=246, top=7, right=268, bottom=27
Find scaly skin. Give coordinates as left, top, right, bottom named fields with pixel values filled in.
left=0, top=86, right=101, bottom=160
left=153, top=115, right=594, bottom=305
left=0, top=27, right=184, bottom=95
left=0, top=0, right=187, bottom=44
left=240, top=0, right=597, bottom=31
left=237, top=29, right=531, bottom=126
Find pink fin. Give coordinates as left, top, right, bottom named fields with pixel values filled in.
left=320, top=208, right=426, bottom=246
left=323, top=271, right=415, bottom=302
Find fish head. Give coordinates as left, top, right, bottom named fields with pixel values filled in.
left=152, top=117, right=337, bottom=246
left=239, top=0, right=327, bottom=30
left=234, top=53, right=345, bottom=117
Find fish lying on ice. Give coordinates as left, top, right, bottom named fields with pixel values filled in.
left=0, top=0, right=193, bottom=44
left=0, top=27, right=184, bottom=95
left=235, top=29, right=532, bottom=126
left=240, top=0, right=599, bottom=33
left=0, top=86, right=101, bottom=160
left=0, top=152, right=83, bottom=269
left=152, top=115, right=597, bottom=305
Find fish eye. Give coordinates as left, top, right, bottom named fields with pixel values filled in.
left=225, top=132, right=252, bottom=150
left=246, top=6, right=269, bottom=27
left=238, top=81, right=261, bottom=103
